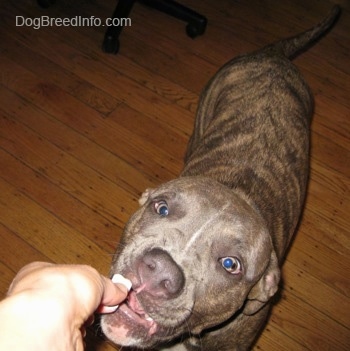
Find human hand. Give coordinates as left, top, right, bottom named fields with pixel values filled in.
left=0, top=262, right=130, bottom=351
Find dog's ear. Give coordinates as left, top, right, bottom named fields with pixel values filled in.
left=243, top=250, right=280, bottom=315
left=138, top=188, right=153, bottom=206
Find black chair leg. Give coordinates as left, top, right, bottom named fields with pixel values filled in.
left=141, top=0, right=207, bottom=38
left=37, top=0, right=56, bottom=9
left=102, top=0, right=137, bottom=54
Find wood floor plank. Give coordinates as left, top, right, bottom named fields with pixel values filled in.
left=108, top=103, right=188, bottom=162
left=0, top=262, right=16, bottom=297
left=0, top=54, right=180, bottom=179
left=0, top=112, right=138, bottom=226
left=0, top=34, right=120, bottom=116
left=0, top=85, right=157, bottom=195
left=287, top=233, right=349, bottom=297
left=0, top=177, right=111, bottom=272
left=6, top=5, right=200, bottom=117
left=301, top=209, right=349, bottom=257
left=307, top=167, right=349, bottom=231
left=252, top=327, right=309, bottom=351
left=310, top=131, right=350, bottom=176
left=271, top=292, right=349, bottom=350
left=0, top=147, right=122, bottom=253
left=1, top=13, right=195, bottom=136
left=283, top=262, right=349, bottom=327
left=0, top=223, right=50, bottom=273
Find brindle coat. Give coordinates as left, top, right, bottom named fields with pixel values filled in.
left=101, top=7, right=340, bottom=351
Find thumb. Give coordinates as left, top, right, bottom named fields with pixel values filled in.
left=97, top=275, right=132, bottom=313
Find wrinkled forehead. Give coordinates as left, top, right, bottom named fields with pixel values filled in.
left=149, top=177, right=266, bottom=241
left=149, top=177, right=272, bottom=274
left=151, top=177, right=258, bottom=218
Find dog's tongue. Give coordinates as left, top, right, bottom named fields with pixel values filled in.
left=128, top=291, right=147, bottom=315
left=128, top=292, right=158, bottom=335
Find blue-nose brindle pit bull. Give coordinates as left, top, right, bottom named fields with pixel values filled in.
left=101, top=6, right=340, bottom=351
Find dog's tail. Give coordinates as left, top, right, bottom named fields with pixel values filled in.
left=265, top=5, right=341, bottom=59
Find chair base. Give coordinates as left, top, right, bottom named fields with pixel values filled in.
left=37, top=0, right=207, bottom=54
left=103, top=0, right=207, bottom=54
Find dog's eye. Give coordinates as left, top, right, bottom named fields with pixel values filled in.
left=154, top=200, right=169, bottom=217
left=220, top=257, right=241, bottom=274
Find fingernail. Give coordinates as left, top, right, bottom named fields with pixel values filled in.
left=112, top=274, right=132, bottom=292
left=101, top=305, right=120, bottom=313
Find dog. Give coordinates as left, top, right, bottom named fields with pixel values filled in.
left=101, top=6, right=340, bottom=351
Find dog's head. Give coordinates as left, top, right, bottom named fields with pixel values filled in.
left=101, top=176, right=280, bottom=348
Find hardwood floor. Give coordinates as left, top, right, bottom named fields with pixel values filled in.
left=0, top=0, right=349, bottom=350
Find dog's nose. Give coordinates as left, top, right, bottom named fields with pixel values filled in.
left=138, top=248, right=185, bottom=298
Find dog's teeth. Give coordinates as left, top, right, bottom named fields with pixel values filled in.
left=145, top=314, right=154, bottom=322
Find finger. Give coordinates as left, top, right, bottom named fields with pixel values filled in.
left=100, top=276, right=130, bottom=307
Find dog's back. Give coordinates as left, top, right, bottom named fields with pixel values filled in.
left=182, top=6, right=340, bottom=259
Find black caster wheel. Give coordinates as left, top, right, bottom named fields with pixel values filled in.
left=186, top=20, right=207, bottom=39
left=37, top=0, right=56, bottom=8
left=102, top=36, right=120, bottom=54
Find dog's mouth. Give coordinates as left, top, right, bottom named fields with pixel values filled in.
left=122, top=290, right=158, bottom=334
left=101, top=289, right=159, bottom=346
